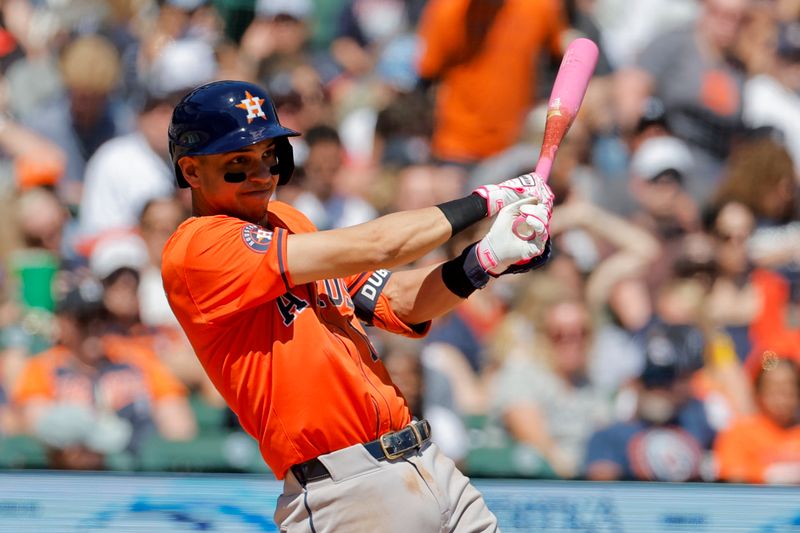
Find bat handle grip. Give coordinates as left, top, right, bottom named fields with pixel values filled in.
left=534, top=156, right=553, bottom=184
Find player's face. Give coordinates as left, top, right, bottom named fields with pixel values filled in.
left=189, top=139, right=278, bottom=224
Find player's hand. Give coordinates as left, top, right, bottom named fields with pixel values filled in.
left=476, top=198, right=551, bottom=276
left=493, top=240, right=552, bottom=277
left=472, top=172, right=554, bottom=218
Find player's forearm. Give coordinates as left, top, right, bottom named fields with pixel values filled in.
left=384, top=263, right=465, bottom=325
left=287, top=206, right=455, bottom=285
left=286, top=175, right=552, bottom=285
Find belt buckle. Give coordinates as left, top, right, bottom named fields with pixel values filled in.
left=380, top=432, right=405, bottom=460
left=380, top=422, right=425, bottom=460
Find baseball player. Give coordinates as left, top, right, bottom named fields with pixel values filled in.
left=162, top=80, right=554, bottom=532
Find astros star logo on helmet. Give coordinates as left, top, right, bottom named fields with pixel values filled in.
left=235, top=91, right=267, bottom=123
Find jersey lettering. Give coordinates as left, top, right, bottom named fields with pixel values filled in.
left=359, top=270, right=390, bottom=302
left=353, top=270, right=391, bottom=325
left=276, top=292, right=309, bottom=326
left=323, top=279, right=343, bottom=306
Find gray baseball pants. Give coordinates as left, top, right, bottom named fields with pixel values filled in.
left=274, top=441, right=500, bottom=532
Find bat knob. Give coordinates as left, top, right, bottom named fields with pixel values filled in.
left=512, top=214, right=537, bottom=241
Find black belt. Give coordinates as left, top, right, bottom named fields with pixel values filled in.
left=290, top=419, right=432, bottom=486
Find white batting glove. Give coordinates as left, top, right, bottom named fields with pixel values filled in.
left=476, top=199, right=551, bottom=275
left=473, top=172, right=554, bottom=218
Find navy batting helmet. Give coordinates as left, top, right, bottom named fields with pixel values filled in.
left=168, top=80, right=300, bottom=188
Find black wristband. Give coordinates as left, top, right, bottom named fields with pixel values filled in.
left=436, top=193, right=488, bottom=235
left=441, top=243, right=490, bottom=298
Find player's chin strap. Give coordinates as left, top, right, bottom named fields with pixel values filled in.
left=223, top=137, right=295, bottom=185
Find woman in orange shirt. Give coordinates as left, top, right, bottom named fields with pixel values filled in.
left=714, top=355, right=800, bottom=483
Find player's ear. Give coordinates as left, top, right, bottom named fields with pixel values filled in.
left=179, top=157, right=201, bottom=188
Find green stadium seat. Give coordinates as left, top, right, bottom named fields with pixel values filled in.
left=136, top=432, right=230, bottom=472
left=188, top=393, right=227, bottom=434
left=0, top=435, right=49, bottom=469
left=135, top=431, right=271, bottom=474
left=462, top=414, right=557, bottom=479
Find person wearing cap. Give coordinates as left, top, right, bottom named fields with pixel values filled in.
left=582, top=325, right=716, bottom=482
left=162, top=78, right=556, bottom=531
left=628, top=134, right=702, bottom=289
left=89, top=233, right=150, bottom=336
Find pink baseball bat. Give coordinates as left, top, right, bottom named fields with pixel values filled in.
left=513, top=37, right=599, bottom=239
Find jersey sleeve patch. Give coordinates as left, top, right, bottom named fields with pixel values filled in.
left=352, top=269, right=391, bottom=325
left=241, top=224, right=274, bottom=253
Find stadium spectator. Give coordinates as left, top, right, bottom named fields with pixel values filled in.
left=0, top=186, right=72, bottom=391
left=583, top=331, right=715, bottom=482
left=240, top=0, right=331, bottom=138
left=629, top=136, right=700, bottom=242
left=136, top=197, right=220, bottom=402
left=371, top=38, right=430, bottom=168
left=715, top=355, right=800, bottom=483
left=22, top=35, right=134, bottom=207
left=546, top=198, right=661, bottom=391
left=703, top=200, right=759, bottom=361
left=747, top=268, right=800, bottom=370
left=137, top=198, right=186, bottom=329
left=615, top=0, right=749, bottom=204
left=1, top=1, right=65, bottom=125
left=331, top=0, right=411, bottom=80
left=285, top=124, right=376, bottom=229
left=11, top=279, right=195, bottom=470
left=0, top=114, right=66, bottom=196
left=77, top=38, right=216, bottom=242
left=416, top=0, right=569, bottom=166
left=241, top=0, right=314, bottom=82
left=88, top=232, right=194, bottom=383
left=712, top=136, right=799, bottom=271
left=88, top=233, right=149, bottom=337
left=490, top=274, right=612, bottom=479
left=744, top=21, right=800, bottom=173
left=629, top=135, right=707, bottom=292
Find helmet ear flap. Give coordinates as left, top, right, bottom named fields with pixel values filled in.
left=170, top=140, right=191, bottom=188
left=271, top=137, right=295, bottom=185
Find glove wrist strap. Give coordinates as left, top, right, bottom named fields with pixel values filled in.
left=436, top=193, right=488, bottom=236
left=441, top=243, right=490, bottom=298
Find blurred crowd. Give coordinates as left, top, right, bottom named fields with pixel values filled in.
left=0, top=0, right=799, bottom=485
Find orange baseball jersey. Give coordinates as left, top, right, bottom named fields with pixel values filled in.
left=161, top=201, right=430, bottom=478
